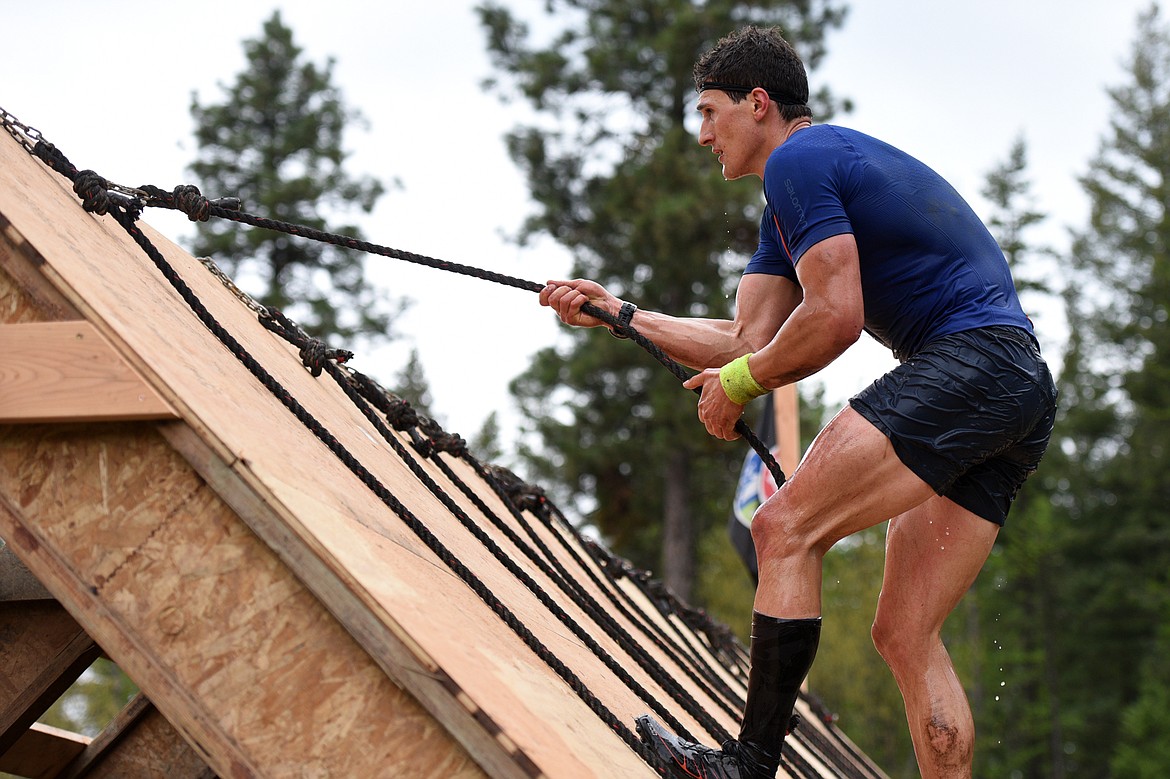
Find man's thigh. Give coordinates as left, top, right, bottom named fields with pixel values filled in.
left=768, top=405, right=937, bottom=550
left=850, top=326, right=1057, bottom=526
left=876, top=495, right=999, bottom=636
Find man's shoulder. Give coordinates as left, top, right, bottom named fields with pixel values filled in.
left=769, top=125, right=862, bottom=163
left=765, top=126, right=860, bottom=184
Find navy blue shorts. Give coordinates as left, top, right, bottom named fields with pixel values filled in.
left=849, top=326, right=1057, bottom=526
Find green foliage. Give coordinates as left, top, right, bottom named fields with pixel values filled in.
left=1048, top=6, right=1170, bottom=773
left=813, top=526, right=918, bottom=777
left=1111, top=607, right=1170, bottom=777
left=981, top=135, right=1057, bottom=301
left=39, top=659, right=138, bottom=737
left=480, top=0, right=849, bottom=602
left=188, top=10, right=401, bottom=346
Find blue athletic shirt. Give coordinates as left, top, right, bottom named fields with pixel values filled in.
left=747, top=125, right=1032, bottom=361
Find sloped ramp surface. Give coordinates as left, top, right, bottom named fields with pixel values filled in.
left=0, top=127, right=886, bottom=778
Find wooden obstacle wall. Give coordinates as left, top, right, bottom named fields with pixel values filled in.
left=0, top=126, right=886, bottom=778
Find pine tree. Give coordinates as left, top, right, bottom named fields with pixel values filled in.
left=471, top=410, right=507, bottom=464
left=480, top=0, right=848, bottom=601
left=1048, top=6, right=1170, bottom=773
left=959, top=137, right=1072, bottom=778
left=392, top=347, right=437, bottom=420
left=1111, top=604, right=1170, bottom=777
left=188, top=11, right=400, bottom=347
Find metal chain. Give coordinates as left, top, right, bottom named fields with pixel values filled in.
left=197, top=256, right=269, bottom=318
left=0, top=105, right=44, bottom=153
left=0, top=105, right=148, bottom=202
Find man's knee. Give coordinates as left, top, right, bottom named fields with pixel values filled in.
left=871, top=609, right=926, bottom=672
left=750, top=491, right=822, bottom=559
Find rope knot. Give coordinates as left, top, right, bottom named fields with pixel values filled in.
left=295, top=337, right=352, bottom=377
left=73, top=170, right=112, bottom=215
left=418, top=417, right=467, bottom=457
left=172, top=184, right=211, bottom=222
left=383, top=398, right=421, bottom=430
left=260, top=307, right=353, bottom=377
left=485, top=464, right=551, bottom=521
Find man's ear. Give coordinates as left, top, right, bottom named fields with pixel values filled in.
left=749, top=87, right=772, bottom=120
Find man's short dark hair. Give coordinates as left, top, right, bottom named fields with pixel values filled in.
left=693, top=26, right=813, bottom=121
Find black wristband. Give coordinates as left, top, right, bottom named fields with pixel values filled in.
left=611, top=301, right=637, bottom=339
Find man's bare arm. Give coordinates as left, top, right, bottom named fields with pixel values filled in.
left=541, top=273, right=802, bottom=370
left=749, top=232, right=865, bottom=388
left=683, top=233, right=865, bottom=440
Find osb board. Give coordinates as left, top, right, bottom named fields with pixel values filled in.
left=0, top=132, right=716, bottom=775
left=0, top=422, right=486, bottom=779
left=0, top=600, right=87, bottom=710
left=0, top=723, right=89, bottom=779
left=67, top=697, right=213, bottom=779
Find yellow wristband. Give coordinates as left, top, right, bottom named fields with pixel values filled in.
left=719, top=353, right=769, bottom=405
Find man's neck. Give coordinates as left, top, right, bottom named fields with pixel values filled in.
left=781, top=118, right=813, bottom=144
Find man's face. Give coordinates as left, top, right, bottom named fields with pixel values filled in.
left=695, top=89, right=761, bottom=180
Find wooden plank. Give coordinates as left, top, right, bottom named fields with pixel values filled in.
left=0, top=722, right=90, bottom=779
left=0, top=599, right=100, bottom=756
left=56, top=693, right=213, bottom=779
left=0, top=321, right=178, bottom=423
left=0, top=213, right=82, bottom=324
left=0, top=421, right=489, bottom=779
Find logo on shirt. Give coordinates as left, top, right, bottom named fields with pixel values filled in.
left=784, top=178, right=807, bottom=231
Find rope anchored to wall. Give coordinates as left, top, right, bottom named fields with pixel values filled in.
left=0, top=106, right=871, bottom=779
left=1, top=105, right=786, bottom=490
left=140, top=180, right=788, bottom=488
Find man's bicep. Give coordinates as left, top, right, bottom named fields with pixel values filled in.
left=793, top=234, right=865, bottom=334
left=734, top=273, right=803, bottom=350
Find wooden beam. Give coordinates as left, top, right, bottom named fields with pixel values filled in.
left=0, top=600, right=101, bottom=755
left=773, top=384, right=801, bottom=477
left=0, top=722, right=90, bottom=779
left=0, top=213, right=83, bottom=323
left=56, top=693, right=214, bottom=779
left=0, top=321, right=177, bottom=423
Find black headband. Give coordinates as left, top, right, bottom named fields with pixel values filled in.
left=698, top=81, right=806, bottom=107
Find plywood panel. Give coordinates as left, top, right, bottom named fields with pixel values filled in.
left=0, top=422, right=487, bottom=779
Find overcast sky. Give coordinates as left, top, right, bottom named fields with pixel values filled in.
left=1, top=1, right=1157, bottom=453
